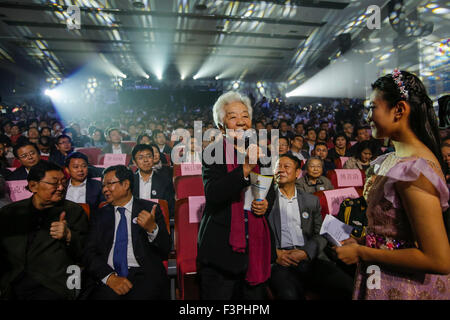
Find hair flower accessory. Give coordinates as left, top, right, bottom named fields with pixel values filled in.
left=391, top=68, right=409, bottom=100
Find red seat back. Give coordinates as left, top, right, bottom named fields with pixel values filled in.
left=326, top=169, right=366, bottom=189
left=174, top=198, right=199, bottom=268
left=75, top=147, right=102, bottom=165
left=173, top=175, right=204, bottom=200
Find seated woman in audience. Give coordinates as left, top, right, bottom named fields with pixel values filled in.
left=85, top=128, right=107, bottom=148
left=343, top=140, right=373, bottom=171
left=316, top=128, right=328, bottom=144
left=327, top=132, right=352, bottom=162
left=335, top=70, right=450, bottom=300
left=136, top=133, right=152, bottom=145
left=296, top=157, right=334, bottom=193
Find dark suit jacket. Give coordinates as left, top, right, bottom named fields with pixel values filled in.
left=101, top=143, right=133, bottom=155
left=0, top=198, right=88, bottom=299
left=132, top=171, right=175, bottom=217
left=5, top=166, right=28, bottom=181
left=86, top=179, right=105, bottom=215
left=266, top=187, right=328, bottom=261
left=197, top=141, right=276, bottom=275
left=82, top=198, right=170, bottom=291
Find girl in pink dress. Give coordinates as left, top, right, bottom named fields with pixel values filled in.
left=335, top=70, right=450, bottom=300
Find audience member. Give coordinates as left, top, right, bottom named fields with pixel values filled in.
left=0, top=160, right=88, bottom=299
left=131, top=144, right=175, bottom=217
left=296, top=157, right=334, bottom=193
left=64, top=152, right=105, bottom=215
left=6, top=141, right=41, bottom=181
left=82, top=165, right=170, bottom=300
left=102, top=128, right=133, bottom=155
left=343, top=140, right=373, bottom=171
left=268, top=154, right=353, bottom=299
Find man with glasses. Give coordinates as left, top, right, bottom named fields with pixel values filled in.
left=49, top=134, right=74, bottom=167
left=6, top=141, right=41, bottom=181
left=0, top=160, right=88, bottom=299
left=131, top=144, right=175, bottom=217
left=82, top=165, right=170, bottom=300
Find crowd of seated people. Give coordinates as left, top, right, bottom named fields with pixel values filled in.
left=0, top=83, right=448, bottom=300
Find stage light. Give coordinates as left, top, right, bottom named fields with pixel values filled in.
left=44, top=89, right=51, bottom=96
left=144, top=74, right=150, bottom=79
left=181, top=75, right=185, bottom=80
left=232, top=82, right=239, bottom=90
left=215, top=76, right=219, bottom=80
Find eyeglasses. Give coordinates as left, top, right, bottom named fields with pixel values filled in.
left=135, top=154, right=153, bottom=161
left=18, top=151, right=37, bottom=159
left=102, top=180, right=122, bottom=189
left=40, top=180, right=68, bottom=188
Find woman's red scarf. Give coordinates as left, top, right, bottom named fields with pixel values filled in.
left=224, top=138, right=271, bottom=285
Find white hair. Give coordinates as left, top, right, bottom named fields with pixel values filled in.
left=212, top=91, right=253, bottom=129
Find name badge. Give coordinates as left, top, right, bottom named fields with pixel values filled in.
left=152, top=190, right=157, bottom=196
left=302, top=212, right=309, bottom=219
left=132, top=217, right=138, bottom=224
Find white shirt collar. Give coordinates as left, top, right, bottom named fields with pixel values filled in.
left=138, top=170, right=153, bottom=181
left=114, top=196, right=134, bottom=213
left=69, top=178, right=87, bottom=188
left=278, top=187, right=297, bottom=201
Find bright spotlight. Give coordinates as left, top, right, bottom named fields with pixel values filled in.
left=181, top=75, right=185, bottom=80
left=144, top=74, right=150, bottom=79
left=193, top=75, right=198, bottom=80
left=215, top=76, right=219, bottom=80
left=44, top=89, right=51, bottom=96
left=232, top=82, right=240, bottom=90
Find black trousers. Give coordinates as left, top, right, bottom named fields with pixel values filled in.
left=199, top=264, right=267, bottom=300
left=269, top=259, right=354, bottom=300
left=11, top=273, right=65, bottom=300
left=88, top=267, right=169, bottom=300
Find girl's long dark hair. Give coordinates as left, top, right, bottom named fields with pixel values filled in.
left=371, top=71, right=444, bottom=169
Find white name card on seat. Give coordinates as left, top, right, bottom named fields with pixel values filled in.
left=336, top=169, right=363, bottom=187
left=6, top=180, right=33, bottom=202
left=324, top=187, right=360, bottom=216
left=7, top=167, right=17, bottom=172
left=103, top=153, right=127, bottom=166
left=188, top=196, right=206, bottom=223
left=181, top=163, right=202, bottom=176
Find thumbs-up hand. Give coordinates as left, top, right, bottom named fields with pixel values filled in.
left=50, top=211, right=71, bottom=241
left=137, top=205, right=157, bottom=233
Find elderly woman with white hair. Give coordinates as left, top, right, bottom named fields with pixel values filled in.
left=197, top=91, right=276, bottom=300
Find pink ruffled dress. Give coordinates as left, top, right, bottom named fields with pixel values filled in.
left=353, top=152, right=450, bottom=300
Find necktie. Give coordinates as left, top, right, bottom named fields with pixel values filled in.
left=113, top=207, right=128, bottom=277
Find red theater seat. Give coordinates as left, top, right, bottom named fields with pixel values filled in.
left=326, top=169, right=365, bottom=189
left=173, top=175, right=204, bottom=200
left=75, top=147, right=102, bottom=165
left=174, top=198, right=200, bottom=300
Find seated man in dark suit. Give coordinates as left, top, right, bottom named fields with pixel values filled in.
left=153, top=129, right=172, bottom=156
left=65, top=152, right=105, bottom=216
left=0, top=160, right=88, bottom=299
left=131, top=144, right=175, bottom=217
left=49, top=134, right=74, bottom=167
left=6, top=141, right=41, bottom=181
left=82, top=165, right=170, bottom=300
left=102, top=128, right=133, bottom=155
left=267, top=154, right=353, bottom=300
